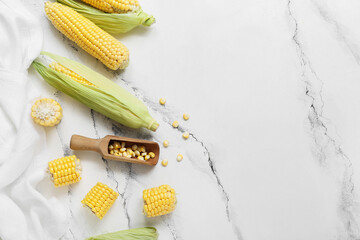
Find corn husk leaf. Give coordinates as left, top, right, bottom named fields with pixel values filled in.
left=85, top=227, right=158, bottom=240
left=57, top=0, right=155, bottom=34
left=31, top=52, right=159, bottom=131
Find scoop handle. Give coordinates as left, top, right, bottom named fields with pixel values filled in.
left=70, top=135, right=102, bottom=153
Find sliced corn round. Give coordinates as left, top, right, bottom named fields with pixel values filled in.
left=31, top=98, right=62, bottom=127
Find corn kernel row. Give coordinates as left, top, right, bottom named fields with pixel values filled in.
left=109, top=141, right=155, bottom=161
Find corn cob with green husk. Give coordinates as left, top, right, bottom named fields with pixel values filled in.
left=44, top=2, right=129, bottom=70
left=56, top=0, right=155, bottom=34
left=31, top=51, right=159, bottom=131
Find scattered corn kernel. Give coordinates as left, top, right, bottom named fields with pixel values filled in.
left=159, top=98, right=166, bottom=105
left=138, top=156, right=144, bottom=160
left=176, top=154, right=183, bottom=161
left=149, top=152, right=155, bottom=158
left=183, top=113, right=190, bottom=120
left=182, top=132, right=189, bottom=139
left=81, top=182, right=119, bottom=219
left=143, top=185, right=176, bottom=217
left=162, top=159, right=168, bottom=166
left=163, top=140, right=169, bottom=147
left=135, top=150, right=140, bottom=156
left=145, top=155, right=150, bottom=161
left=172, top=120, right=179, bottom=128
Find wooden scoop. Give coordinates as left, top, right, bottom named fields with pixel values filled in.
left=70, top=134, right=159, bottom=165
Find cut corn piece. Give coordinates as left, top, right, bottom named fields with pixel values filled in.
left=159, top=98, right=166, bottom=105
left=143, top=185, right=176, bottom=217
left=182, top=132, right=189, bottom=139
left=172, top=120, right=179, bottom=128
left=161, top=159, right=168, bottom=167
left=80, top=0, right=140, bottom=13
left=183, top=113, right=190, bottom=120
left=45, top=2, right=129, bottom=70
left=31, top=98, right=62, bottom=127
left=176, top=154, right=183, bottom=162
left=81, top=182, right=119, bottom=219
left=48, top=155, right=81, bottom=187
left=163, top=140, right=169, bottom=147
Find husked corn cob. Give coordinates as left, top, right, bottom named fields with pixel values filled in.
left=81, top=0, right=140, bottom=13
left=82, top=182, right=119, bottom=219
left=32, top=52, right=159, bottom=131
left=45, top=2, right=129, bottom=70
left=48, top=155, right=81, bottom=187
left=31, top=98, right=62, bottom=127
left=143, top=185, right=176, bottom=217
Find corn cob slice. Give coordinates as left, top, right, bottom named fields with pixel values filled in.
left=48, top=155, right=82, bottom=187
left=143, top=185, right=176, bottom=217
left=32, top=51, right=159, bottom=131
left=31, top=98, right=62, bottom=127
left=57, top=0, right=155, bottom=35
left=81, top=0, right=140, bottom=13
left=82, top=182, right=119, bottom=219
left=45, top=2, right=129, bottom=70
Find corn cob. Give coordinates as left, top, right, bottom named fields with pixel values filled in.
left=48, top=155, right=82, bottom=187
left=57, top=0, right=155, bottom=34
left=31, top=98, right=62, bottom=127
left=32, top=52, right=159, bottom=131
left=143, top=185, right=176, bottom=217
left=81, top=0, right=140, bottom=13
left=82, top=182, right=119, bottom=219
left=45, top=2, right=129, bottom=70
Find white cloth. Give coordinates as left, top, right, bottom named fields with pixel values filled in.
left=0, top=1, right=67, bottom=239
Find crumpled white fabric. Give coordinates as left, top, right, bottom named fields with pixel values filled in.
left=0, top=0, right=68, bottom=239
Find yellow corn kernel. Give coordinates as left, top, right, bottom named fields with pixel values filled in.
left=131, top=144, right=138, bottom=150
left=143, top=185, right=176, bottom=217
left=176, top=154, right=183, bottom=162
left=163, top=140, right=169, bottom=147
left=138, top=145, right=146, bottom=152
left=80, top=0, right=140, bottom=13
left=161, top=159, right=168, bottom=167
left=134, top=150, right=140, bottom=156
left=183, top=113, right=190, bottom=120
left=48, top=155, right=81, bottom=187
left=159, top=98, right=166, bottom=105
left=182, top=132, right=189, bottom=139
left=145, top=155, right=150, bottom=161
left=82, top=182, right=119, bottom=219
left=149, top=152, right=155, bottom=158
left=45, top=2, right=129, bottom=70
left=172, top=120, right=179, bottom=128
left=138, top=156, right=144, bottom=160
left=31, top=98, right=62, bottom=127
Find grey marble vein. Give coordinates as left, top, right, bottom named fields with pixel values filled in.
left=287, top=1, right=360, bottom=238
left=311, top=0, right=360, bottom=65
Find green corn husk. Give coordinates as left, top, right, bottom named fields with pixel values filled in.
left=56, top=0, right=155, bottom=34
left=86, top=227, right=158, bottom=240
left=31, top=51, right=159, bottom=131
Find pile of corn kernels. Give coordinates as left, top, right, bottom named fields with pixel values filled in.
left=108, top=141, right=155, bottom=161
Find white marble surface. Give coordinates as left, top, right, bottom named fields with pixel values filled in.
left=21, top=0, right=360, bottom=239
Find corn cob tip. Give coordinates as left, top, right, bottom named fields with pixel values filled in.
left=149, top=121, right=159, bottom=132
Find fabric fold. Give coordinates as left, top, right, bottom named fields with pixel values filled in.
left=0, top=0, right=68, bottom=239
